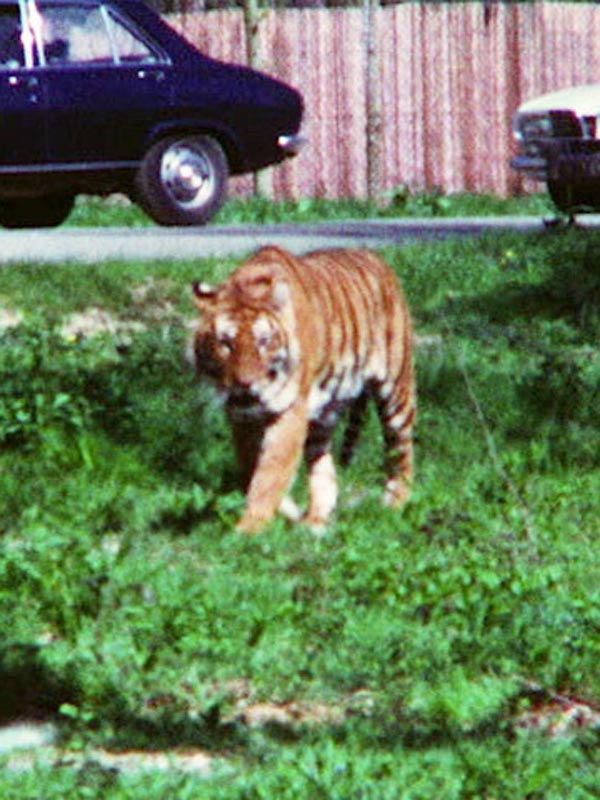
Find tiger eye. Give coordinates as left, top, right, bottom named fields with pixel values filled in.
left=217, top=335, right=233, bottom=356
left=258, top=335, right=270, bottom=349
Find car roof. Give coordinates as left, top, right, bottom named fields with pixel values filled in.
left=0, top=0, right=150, bottom=7
left=0, top=0, right=166, bottom=26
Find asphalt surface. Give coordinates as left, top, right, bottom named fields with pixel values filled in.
left=0, top=215, right=598, bottom=264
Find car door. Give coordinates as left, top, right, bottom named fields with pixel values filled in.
left=36, top=0, right=172, bottom=165
left=0, top=0, right=47, bottom=165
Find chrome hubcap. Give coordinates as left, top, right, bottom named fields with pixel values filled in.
left=160, top=142, right=215, bottom=210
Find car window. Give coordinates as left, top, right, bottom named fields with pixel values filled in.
left=104, top=8, right=158, bottom=63
left=0, top=4, right=24, bottom=68
left=36, top=2, right=159, bottom=66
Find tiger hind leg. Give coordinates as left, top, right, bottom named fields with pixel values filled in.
left=376, top=379, right=416, bottom=508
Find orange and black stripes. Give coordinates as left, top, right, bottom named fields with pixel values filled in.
left=191, top=246, right=415, bottom=531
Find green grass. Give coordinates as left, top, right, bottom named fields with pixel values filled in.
left=66, top=189, right=555, bottom=227
left=2, top=223, right=600, bottom=796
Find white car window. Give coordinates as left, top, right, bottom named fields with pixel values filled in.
left=38, top=4, right=111, bottom=63
left=37, top=3, right=158, bottom=65
left=105, top=8, right=157, bottom=63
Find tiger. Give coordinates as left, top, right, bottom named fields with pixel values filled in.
left=190, top=245, right=415, bottom=534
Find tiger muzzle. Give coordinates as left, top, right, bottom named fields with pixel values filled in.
left=227, top=384, right=261, bottom=411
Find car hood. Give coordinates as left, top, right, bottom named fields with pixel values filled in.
left=518, top=84, right=600, bottom=117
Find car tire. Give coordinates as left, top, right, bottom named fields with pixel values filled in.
left=135, top=134, right=229, bottom=226
left=547, top=179, right=600, bottom=214
left=0, top=194, right=75, bottom=228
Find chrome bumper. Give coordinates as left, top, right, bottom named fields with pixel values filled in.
left=510, top=154, right=548, bottom=181
left=511, top=137, right=600, bottom=182
left=277, top=133, right=307, bottom=157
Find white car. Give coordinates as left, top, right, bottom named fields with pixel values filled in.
left=512, top=84, right=600, bottom=215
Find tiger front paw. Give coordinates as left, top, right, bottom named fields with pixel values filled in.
left=235, top=511, right=271, bottom=535
left=301, top=512, right=330, bottom=537
left=383, top=477, right=411, bottom=508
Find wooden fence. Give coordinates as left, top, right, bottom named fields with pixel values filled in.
left=170, top=3, right=600, bottom=201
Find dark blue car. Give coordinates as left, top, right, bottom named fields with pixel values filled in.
left=0, top=0, right=304, bottom=226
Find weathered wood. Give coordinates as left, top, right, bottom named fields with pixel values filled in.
left=171, top=3, right=600, bottom=200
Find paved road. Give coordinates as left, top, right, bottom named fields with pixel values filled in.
left=0, top=215, right=597, bottom=264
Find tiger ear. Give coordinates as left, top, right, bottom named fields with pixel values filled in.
left=240, top=274, right=274, bottom=304
left=245, top=276, right=290, bottom=310
left=192, top=281, right=217, bottom=311
left=237, top=272, right=291, bottom=310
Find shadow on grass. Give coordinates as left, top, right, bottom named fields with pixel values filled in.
left=100, top=707, right=245, bottom=754
left=0, top=644, right=76, bottom=724
left=444, top=231, right=600, bottom=332
left=414, top=231, right=600, bottom=469
left=0, top=642, right=245, bottom=752
left=0, top=641, right=528, bottom=758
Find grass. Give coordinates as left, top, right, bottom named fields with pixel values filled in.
left=65, top=189, right=556, bottom=227
left=2, top=214, right=600, bottom=795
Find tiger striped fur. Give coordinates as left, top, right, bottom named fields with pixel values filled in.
left=191, top=246, right=415, bottom=534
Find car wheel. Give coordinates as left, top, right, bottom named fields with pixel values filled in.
left=135, top=135, right=229, bottom=226
left=547, top=179, right=600, bottom=214
left=0, top=194, right=75, bottom=228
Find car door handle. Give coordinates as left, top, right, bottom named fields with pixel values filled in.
left=137, top=69, right=165, bottom=82
left=8, top=75, right=39, bottom=89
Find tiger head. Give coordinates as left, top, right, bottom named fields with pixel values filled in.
left=191, top=267, right=301, bottom=416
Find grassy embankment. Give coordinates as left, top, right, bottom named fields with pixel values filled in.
left=1, top=193, right=600, bottom=797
